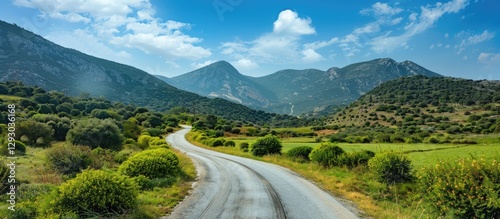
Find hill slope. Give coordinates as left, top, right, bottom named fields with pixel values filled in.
left=0, top=20, right=282, bottom=124
left=327, top=76, right=500, bottom=139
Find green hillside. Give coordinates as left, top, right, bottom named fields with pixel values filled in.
left=325, top=75, right=500, bottom=143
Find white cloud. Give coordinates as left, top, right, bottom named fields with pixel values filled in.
left=232, top=59, right=259, bottom=70
left=360, top=2, right=403, bottom=16
left=390, top=17, right=403, bottom=25
left=301, top=49, right=323, bottom=63
left=445, top=33, right=449, bottom=38
left=190, top=60, right=216, bottom=69
left=221, top=9, right=316, bottom=64
left=273, top=10, right=315, bottom=35
left=370, top=0, right=469, bottom=53
left=460, top=30, right=494, bottom=46
left=13, top=0, right=211, bottom=61
left=304, top=38, right=339, bottom=50
left=478, top=53, right=500, bottom=64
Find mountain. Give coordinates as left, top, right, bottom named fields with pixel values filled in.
left=157, top=61, right=278, bottom=109
left=253, top=58, right=441, bottom=115
left=156, top=58, right=441, bottom=116
left=0, top=20, right=283, bottom=124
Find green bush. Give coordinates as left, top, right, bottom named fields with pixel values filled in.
left=286, top=146, right=313, bottom=162
left=66, top=118, right=124, bottom=150
left=309, top=143, right=345, bottom=167
left=46, top=144, right=92, bottom=176
left=418, top=157, right=500, bottom=218
left=338, top=150, right=375, bottom=168
left=40, top=170, right=138, bottom=217
left=224, top=140, right=236, bottom=147
left=240, top=142, right=249, bottom=152
left=1, top=140, right=26, bottom=156
left=251, top=135, right=282, bottom=157
left=119, top=148, right=179, bottom=179
left=368, top=151, right=413, bottom=185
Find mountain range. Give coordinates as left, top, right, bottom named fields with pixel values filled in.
left=158, top=58, right=441, bottom=115
left=0, top=20, right=283, bottom=124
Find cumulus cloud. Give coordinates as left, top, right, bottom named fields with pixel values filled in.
left=360, top=2, right=403, bottom=16
left=232, top=59, right=259, bottom=70
left=221, top=9, right=317, bottom=64
left=301, top=49, right=323, bottom=63
left=13, top=0, right=211, bottom=61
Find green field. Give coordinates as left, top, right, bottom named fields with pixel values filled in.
left=225, top=135, right=500, bottom=168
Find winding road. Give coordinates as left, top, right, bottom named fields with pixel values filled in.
left=166, top=127, right=359, bottom=219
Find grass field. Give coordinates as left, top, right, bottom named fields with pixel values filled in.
left=224, top=135, right=500, bottom=168
left=190, top=131, right=500, bottom=218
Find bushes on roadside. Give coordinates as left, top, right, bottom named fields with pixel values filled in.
left=45, top=144, right=91, bottom=176
left=286, top=146, right=313, bottom=162
left=66, top=118, right=124, bottom=150
left=224, top=140, right=236, bottom=147
left=251, top=135, right=282, bottom=157
left=368, top=151, right=413, bottom=185
left=309, top=143, right=345, bottom=167
left=119, top=148, right=179, bottom=179
left=239, top=142, right=249, bottom=152
left=339, top=150, right=375, bottom=168
left=38, top=169, right=138, bottom=217
left=418, top=157, right=500, bottom=218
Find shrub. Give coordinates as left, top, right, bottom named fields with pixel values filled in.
left=114, top=151, right=131, bottom=164
left=66, top=118, right=124, bottom=150
left=424, top=136, right=440, bottom=144
left=309, top=143, right=345, bottom=167
left=124, top=138, right=136, bottom=144
left=224, top=140, right=236, bottom=147
left=418, top=157, right=500, bottom=218
left=286, top=146, right=313, bottom=162
left=16, top=120, right=53, bottom=147
left=368, top=151, right=413, bottom=185
left=137, top=134, right=153, bottom=149
left=207, top=138, right=224, bottom=147
left=339, top=150, right=375, bottom=168
left=251, top=135, right=282, bottom=157
left=119, top=148, right=179, bottom=179
left=40, top=170, right=138, bottom=217
left=239, top=142, right=249, bottom=152
left=143, top=128, right=165, bottom=137
left=1, top=140, right=26, bottom=156
left=45, top=144, right=91, bottom=176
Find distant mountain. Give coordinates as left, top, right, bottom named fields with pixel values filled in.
left=157, top=58, right=441, bottom=116
left=157, top=61, right=277, bottom=109
left=0, top=20, right=282, bottom=124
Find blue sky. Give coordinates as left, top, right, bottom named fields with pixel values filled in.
left=1, top=0, right=499, bottom=79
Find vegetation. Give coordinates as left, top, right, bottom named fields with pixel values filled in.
left=309, top=143, right=345, bottom=167
left=285, top=146, right=313, bottom=162
left=0, top=81, right=197, bottom=218
left=418, top=157, right=500, bottom=218
left=251, top=135, right=283, bottom=157
left=368, top=151, right=413, bottom=185
left=39, top=169, right=139, bottom=217
left=119, top=148, right=180, bottom=179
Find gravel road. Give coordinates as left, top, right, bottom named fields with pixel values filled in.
left=166, top=127, right=359, bottom=219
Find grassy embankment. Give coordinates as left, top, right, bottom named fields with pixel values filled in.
left=186, top=130, right=500, bottom=218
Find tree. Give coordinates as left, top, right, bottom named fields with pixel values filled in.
left=251, top=135, right=282, bottom=157
left=16, top=120, right=54, bottom=147
left=66, top=118, right=124, bottom=150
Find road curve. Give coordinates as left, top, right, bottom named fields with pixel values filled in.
left=166, top=127, right=359, bottom=219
